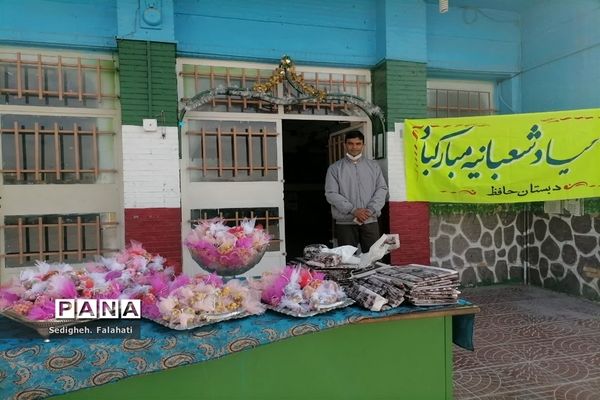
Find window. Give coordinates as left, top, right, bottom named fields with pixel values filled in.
left=0, top=48, right=121, bottom=271
left=427, top=79, right=495, bottom=117
left=3, top=213, right=119, bottom=267
left=0, top=50, right=117, bottom=108
left=187, top=120, right=278, bottom=181
left=283, top=71, right=371, bottom=117
left=191, top=208, right=281, bottom=251
left=1, top=115, right=116, bottom=184
left=180, top=64, right=277, bottom=113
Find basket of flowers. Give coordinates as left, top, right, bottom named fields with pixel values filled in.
left=184, top=218, right=270, bottom=277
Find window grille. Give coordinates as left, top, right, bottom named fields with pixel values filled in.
left=187, top=120, right=278, bottom=181
left=191, top=208, right=281, bottom=251
left=0, top=115, right=117, bottom=184
left=2, top=213, right=119, bottom=267
left=0, top=51, right=117, bottom=108
left=427, top=89, right=494, bottom=117
left=180, top=64, right=277, bottom=113
left=283, top=71, right=371, bottom=117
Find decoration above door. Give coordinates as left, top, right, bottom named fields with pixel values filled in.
left=178, top=55, right=385, bottom=144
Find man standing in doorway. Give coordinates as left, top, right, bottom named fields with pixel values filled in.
left=325, top=131, right=388, bottom=253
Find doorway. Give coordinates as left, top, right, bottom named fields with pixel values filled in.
left=282, top=120, right=354, bottom=259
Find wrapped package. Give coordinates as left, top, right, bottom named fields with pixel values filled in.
left=303, top=244, right=329, bottom=260
left=305, top=253, right=342, bottom=269
left=344, top=282, right=388, bottom=311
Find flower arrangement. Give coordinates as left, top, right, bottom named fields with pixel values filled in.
left=0, top=261, right=124, bottom=320
left=257, top=266, right=348, bottom=314
left=156, top=277, right=265, bottom=328
left=184, top=218, right=270, bottom=275
left=0, top=242, right=266, bottom=325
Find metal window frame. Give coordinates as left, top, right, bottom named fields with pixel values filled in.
left=186, top=123, right=280, bottom=179
left=2, top=214, right=120, bottom=266
left=426, top=79, right=496, bottom=117
left=0, top=47, right=118, bottom=106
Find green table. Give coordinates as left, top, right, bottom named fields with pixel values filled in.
left=56, top=305, right=478, bottom=400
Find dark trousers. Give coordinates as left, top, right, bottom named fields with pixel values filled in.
left=335, top=222, right=380, bottom=253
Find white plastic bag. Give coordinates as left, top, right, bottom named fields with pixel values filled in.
left=321, top=245, right=360, bottom=264
left=358, top=234, right=400, bottom=268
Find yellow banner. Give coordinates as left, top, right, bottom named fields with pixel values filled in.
left=404, top=109, right=600, bottom=203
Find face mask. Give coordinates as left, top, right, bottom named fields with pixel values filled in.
left=346, top=153, right=362, bottom=161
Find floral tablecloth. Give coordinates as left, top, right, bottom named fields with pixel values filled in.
left=0, top=300, right=475, bottom=399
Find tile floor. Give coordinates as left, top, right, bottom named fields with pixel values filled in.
left=454, top=284, right=600, bottom=399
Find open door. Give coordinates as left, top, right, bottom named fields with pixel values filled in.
left=326, top=123, right=367, bottom=247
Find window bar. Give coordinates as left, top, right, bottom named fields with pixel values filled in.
left=256, top=70, right=263, bottom=110
left=217, top=126, right=223, bottom=177
left=329, top=74, right=335, bottom=112
left=16, top=52, right=23, bottom=98
left=301, top=72, right=307, bottom=112
left=226, top=68, right=232, bottom=111
left=95, top=59, right=102, bottom=102
left=76, top=216, right=83, bottom=260
left=265, top=209, right=270, bottom=238
left=235, top=210, right=240, bottom=226
left=34, top=122, right=41, bottom=181
left=315, top=74, right=321, bottom=111
left=487, top=92, right=491, bottom=114
left=77, top=57, right=83, bottom=101
left=88, top=124, right=98, bottom=178
left=37, top=217, right=44, bottom=261
left=342, top=75, right=348, bottom=111
left=248, top=127, right=253, bottom=176
left=57, top=56, right=64, bottom=100
left=73, top=123, right=81, bottom=180
left=435, top=89, right=439, bottom=118
left=241, top=69, right=247, bottom=110
left=54, top=122, right=61, bottom=180
left=355, top=75, right=361, bottom=100
left=58, top=216, right=64, bottom=262
left=262, top=128, right=268, bottom=176
left=446, top=90, right=450, bottom=117
left=193, top=65, right=200, bottom=96
left=201, top=127, right=207, bottom=177
left=37, top=55, right=44, bottom=99
left=95, top=215, right=102, bottom=255
left=210, top=66, right=216, bottom=107
left=232, top=127, right=238, bottom=177
left=13, top=121, right=22, bottom=181
left=17, top=218, right=24, bottom=265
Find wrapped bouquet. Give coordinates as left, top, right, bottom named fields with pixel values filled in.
left=256, top=266, right=349, bottom=315
left=155, top=276, right=265, bottom=328
left=184, top=218, right=270, bottom=276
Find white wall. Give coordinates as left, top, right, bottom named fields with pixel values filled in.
left=122, top=125, right=181, bottom=208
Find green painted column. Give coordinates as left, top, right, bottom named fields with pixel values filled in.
left=117, top=39, right=178, bottom=126
left=372, top=59, right=427, bottom=131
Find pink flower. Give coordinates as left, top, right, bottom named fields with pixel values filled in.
left=27, top=298, right=55, bottom=320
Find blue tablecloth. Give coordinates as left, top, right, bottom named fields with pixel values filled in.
left=0, top=300, right=475, bottom=399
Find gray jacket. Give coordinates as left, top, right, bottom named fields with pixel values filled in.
left=325, top=156, right=388, bottom=224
